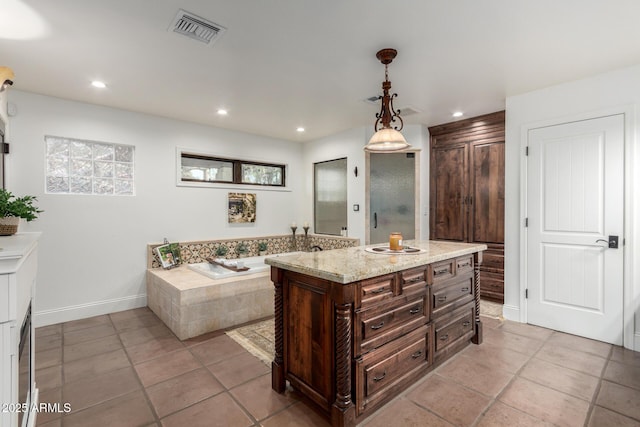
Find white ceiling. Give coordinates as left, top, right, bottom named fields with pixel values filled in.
left=3, top=0, right=640, bottom=142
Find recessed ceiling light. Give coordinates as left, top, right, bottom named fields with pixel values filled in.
left=217, top=109, right=228, bottom=115
left=296, top=127, right=305, bottom=132
left=91, top=80, right=106, bottom=89
left=452, top=111, right=463, bottom=118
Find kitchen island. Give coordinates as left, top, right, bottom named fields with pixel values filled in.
left=265, top=240, right=486, bottom=427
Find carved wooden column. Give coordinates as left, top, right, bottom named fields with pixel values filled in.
left=271, top=267, right=285, bottom=392
left=331, top=302, right=355, bottom=427
left=472, top=251, right=483, bottom=344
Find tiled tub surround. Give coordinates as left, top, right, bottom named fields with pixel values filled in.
left=146, top=235, right=359, bottom=340
left=147, top=234, right=359, bottom=269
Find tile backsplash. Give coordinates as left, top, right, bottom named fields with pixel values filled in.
left=147, top=234, right=359, bottom=268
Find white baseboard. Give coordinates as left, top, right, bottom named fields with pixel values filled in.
left=34, top=294, right=147, bottom=327
left=633, top=332, right=640, bottom=352
left=502, top=304, right=521, bottom=322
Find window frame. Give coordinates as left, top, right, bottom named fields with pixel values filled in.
left=177, top=148, right=289, bottom=191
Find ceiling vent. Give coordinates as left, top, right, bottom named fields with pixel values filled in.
left=398, top=106, right=421, bottom=116
left=169, top=9, right=226, bottom=45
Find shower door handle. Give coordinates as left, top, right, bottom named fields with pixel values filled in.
left=374, top=212, right=377, bottom=229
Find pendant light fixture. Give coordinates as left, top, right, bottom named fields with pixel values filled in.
left=364, top=48, right=410, bottom=152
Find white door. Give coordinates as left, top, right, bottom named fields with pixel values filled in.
left=527, top=114, right=624, bottom=345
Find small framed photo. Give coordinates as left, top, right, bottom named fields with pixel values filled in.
left=154, top=243, right=181, bottom=269
left=228, top=192, right=257, bottom=223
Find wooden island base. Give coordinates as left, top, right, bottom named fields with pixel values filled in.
left=267, top=242, right=485, bottom=427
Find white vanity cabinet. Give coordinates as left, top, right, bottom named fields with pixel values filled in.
left=0, top=233, right=40, bottom=427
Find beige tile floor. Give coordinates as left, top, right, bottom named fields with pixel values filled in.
left=34, top=307, right=640, bottom=427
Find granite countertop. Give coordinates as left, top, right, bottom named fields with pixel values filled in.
left=264, top=240, right=487, bottom=284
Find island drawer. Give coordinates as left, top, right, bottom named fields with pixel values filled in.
left=355, top=323, right=433, bottom=416
left=399, top=267, right=428, bottom=295
left=429, top=259, right=455, bottom=283
left=431, top=273, right=474, bottom=318
left=434, top=303, right=475, bottom=354
left=456, top=255, right=474, bottom=275
left=429, top=255, right=474, bottom=286
left=358, top=274, right=396, bottom=308
left=356, top=293, right=428, bottom=355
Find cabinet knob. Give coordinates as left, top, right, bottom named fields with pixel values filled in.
left=409, top=307, right=420, bottom=315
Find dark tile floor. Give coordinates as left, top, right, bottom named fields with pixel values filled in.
left=34, top=307, right=640, bottom=427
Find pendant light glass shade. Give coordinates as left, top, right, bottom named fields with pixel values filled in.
left=364, top=128, right=409, bottom=152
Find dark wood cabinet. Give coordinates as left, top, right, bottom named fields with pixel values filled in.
left=429, top=111, right=505, bottom=303
left=271, top=249, right=484, bottom=427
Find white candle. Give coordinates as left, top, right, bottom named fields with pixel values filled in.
left=303, top=221, right=309, bottom=228
left=291, top=222, right=297, bottom=227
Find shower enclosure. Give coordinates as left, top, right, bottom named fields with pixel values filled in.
left=368, top=152, right=418, bottom=244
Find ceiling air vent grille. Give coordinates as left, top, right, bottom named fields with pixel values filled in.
left=169, top=9, right=226, bottom=45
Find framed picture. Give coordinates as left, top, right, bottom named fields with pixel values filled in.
left=154, top=242, right=181, bottom=269
left=228, top=192, right=256, bottom=223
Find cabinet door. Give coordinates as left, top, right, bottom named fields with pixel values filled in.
left=430, top=144, right=467, bottom=241
left=470, top=142, right=504, bottom=244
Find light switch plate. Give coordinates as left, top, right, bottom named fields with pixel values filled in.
left=353, top=204, right=359, bottom=211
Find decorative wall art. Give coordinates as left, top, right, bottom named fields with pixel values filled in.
left=228, top=192, right=256, bottom=223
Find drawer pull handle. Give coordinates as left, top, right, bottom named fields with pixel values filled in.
left=411, top=350, right=423, bottom=359
left=458, top=261, right=470, bottom=268
left=437, top=296, right=447, bottom=302
left=462, top=321, right=471, bottom=327
left=371, top=321, right=385, bottom=330
left=461, top=287, right=469, bottom=292
left=440, top=334, right=449, bottom=341
left=405, top=277, right=423, bottom=284
left=373, top=371, right=387, bottom=382
left=370, top=287, right=386, bottom=294
left=409, top=307, right=420, bottom=315
left=434, top=267, right=449, bottom=275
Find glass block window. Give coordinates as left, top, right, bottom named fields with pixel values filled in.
left=180, top=153, right=285, bottom=187
left=45, top=136, right=135, bottom=195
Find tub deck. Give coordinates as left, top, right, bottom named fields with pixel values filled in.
left=146, top=265, right=274, bottom=340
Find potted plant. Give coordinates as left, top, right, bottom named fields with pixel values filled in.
left=236, top=242, right=249, bottom=258
left=258, top=242, right=268, bottom=256
left=215, top=244, right=228, bottom=257
left=0, top=189, right=43, bottom=236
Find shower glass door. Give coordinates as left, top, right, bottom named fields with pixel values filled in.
left=369, top=152, right=416, bottom=244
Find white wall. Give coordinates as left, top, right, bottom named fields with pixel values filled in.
left=0, top=90, right=8, bottom=130
left=302, top=124, right=430, bottom=245
left=505, top=63, right=640, bottom=350
left=7, top=90, right=304, bottom=326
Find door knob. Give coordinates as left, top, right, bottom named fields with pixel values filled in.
left=596, top=236, right=619, bottom=249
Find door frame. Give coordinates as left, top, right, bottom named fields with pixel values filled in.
left=519, top=105, right=637, bottom=350
left=364, top=149, right=421, bottom=245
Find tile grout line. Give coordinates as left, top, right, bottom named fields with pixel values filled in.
left=470, top=324, right=556, bottom=426
left=110, top=313, right=165, bottom=426
left=582, top=345, right=613, bottom=427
